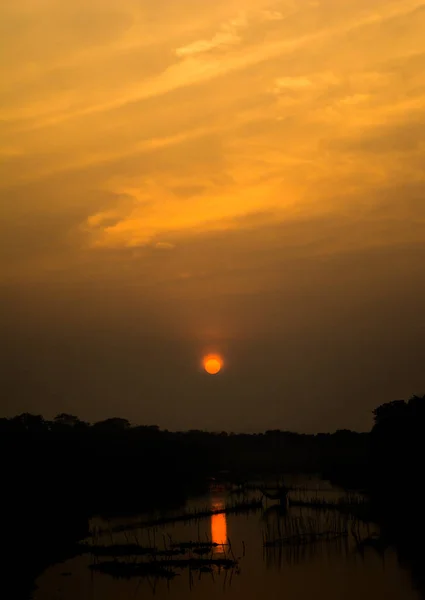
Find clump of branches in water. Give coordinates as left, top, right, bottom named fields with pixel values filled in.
left=90, top=556, right=237, bottom=579
left=101, top=496, right=263, bottom=534
left=87, top=529, right=244, bottom=584
left=78, top=539, right=231, bottom=559
left=288, top=494, right=372, bottom=520
left=263, top=512, right=349, bottom=547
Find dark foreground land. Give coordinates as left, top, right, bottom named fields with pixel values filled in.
left=1, top=394, right=424, bottom=598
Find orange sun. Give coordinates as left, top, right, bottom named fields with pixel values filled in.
left=203, top=354, right=223, bottom=375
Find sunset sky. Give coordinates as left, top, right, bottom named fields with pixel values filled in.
left=1, top=0, right=425, bottom=432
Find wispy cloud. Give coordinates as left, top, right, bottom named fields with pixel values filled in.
left=2, top=0, right=425, bottom=267
left=273, top=76, right=314, bottom=90
left=155, top=241, right=176, bottom=250
left=175, top=12, right=247, bottom=57
left=260, top=10, right=284, bottom=21
left=3, top=0, right=423, bottom=131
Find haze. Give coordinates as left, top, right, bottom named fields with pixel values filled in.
left=1, top=0, right=425, bottom=432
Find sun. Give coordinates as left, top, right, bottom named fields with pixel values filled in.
left=203, top=354, right=223, bottom=375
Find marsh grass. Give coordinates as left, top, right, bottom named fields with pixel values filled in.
left=263, top=512, right=349, bottom=547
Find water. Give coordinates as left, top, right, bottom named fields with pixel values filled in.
left=34, top=477, right=420, bottom=600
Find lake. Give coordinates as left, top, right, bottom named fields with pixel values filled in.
left=34, top=476, right=420, bottom=600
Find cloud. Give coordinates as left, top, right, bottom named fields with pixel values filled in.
left=175, top=31, right=240, bottom=58
left=338, top=93, right=370, bottom=105
left=328, top=116, right=425, bottom=154
left=2, top=0, right=425, bottom=271
left=155, top=241, right=176, bottom=250
left=273, top=76, right=313, bottom=90
left=175, top=13, right=247, bottom=57
left=4, top=0, right=423, bottom=133
left=260, top=10, right=284, bottom=21
left=170, top=185, right=207, bottom=198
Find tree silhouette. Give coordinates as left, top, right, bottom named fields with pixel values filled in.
left=92, top=417, right=131, bottom=431
left=54, top=413, right=86, bottom=427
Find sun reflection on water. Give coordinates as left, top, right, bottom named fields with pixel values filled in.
left=211, top=500, right=227, bottom=552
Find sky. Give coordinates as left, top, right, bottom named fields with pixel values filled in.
left=1, top=0, right=425, bottom=433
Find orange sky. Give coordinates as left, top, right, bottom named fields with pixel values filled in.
left=1, top=0, right=425, bottom=431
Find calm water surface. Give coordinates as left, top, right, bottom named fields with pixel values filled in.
left=35, top=477, right=420, bottom=600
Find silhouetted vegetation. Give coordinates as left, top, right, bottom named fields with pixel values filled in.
left=368, top=394, right=425, bottom=595
left=0, top=413, right=212, bottom=598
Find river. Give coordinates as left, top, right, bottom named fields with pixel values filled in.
left=34, top=476, right=420, bottom=599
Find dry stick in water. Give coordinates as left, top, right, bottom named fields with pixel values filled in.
left=227, top=537, right=236, bottom=561
left=223, top=568, right=228, bottom=592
